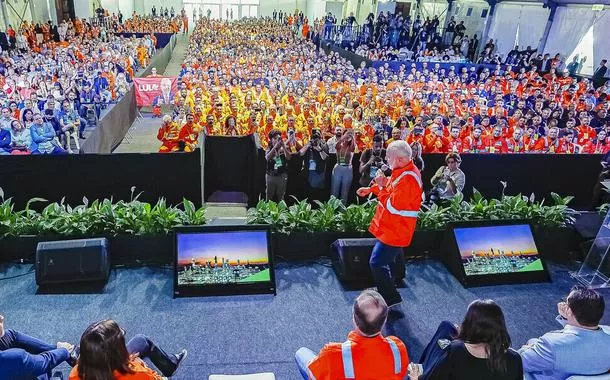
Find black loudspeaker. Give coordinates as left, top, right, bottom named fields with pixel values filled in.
left=35, top=238, right=109, bottom=286
left=331, top=238, right=405, bottom=286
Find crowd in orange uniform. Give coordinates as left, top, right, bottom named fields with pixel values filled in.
left=157, top=17, right=610, bottom=155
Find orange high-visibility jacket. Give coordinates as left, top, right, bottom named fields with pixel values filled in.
left=369, top=162, right=422, bottom=247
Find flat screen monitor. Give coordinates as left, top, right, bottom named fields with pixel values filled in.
left=444, top=221, right=550, bottom=287
left=174, top=225, right=275, bottom=297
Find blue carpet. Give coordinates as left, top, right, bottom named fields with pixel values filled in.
left=0, top=259, right=609, bottom=379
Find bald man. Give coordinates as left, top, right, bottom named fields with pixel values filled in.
left=357, top=141, right=423, bottom=306
left=295, top=290, right=410, bottom=379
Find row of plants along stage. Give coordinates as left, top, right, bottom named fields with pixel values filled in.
left=0, top=184, right=580, bottom=238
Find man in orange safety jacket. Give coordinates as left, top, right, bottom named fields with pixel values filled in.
left=356, top=140, right=423, bottom=306
left=295, top=289, right=410, bottom=379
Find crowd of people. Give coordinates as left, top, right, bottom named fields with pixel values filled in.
left=1, top=286, right=608, bottom=379
left=0, top=14, right=170, bottom=155
left=319, top=12, right=479, bottom=63
left=154, top=17, right=608, bottom=202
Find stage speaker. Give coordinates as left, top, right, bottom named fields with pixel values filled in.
left=331, top=238, right=405, bottom=286
left=35, top=238, right=109, bottom=286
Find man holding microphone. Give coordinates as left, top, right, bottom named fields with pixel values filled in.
left=357, top=140, right=423, bottom=306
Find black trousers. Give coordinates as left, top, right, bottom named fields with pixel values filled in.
left=126, top=334, right=179, bottom=377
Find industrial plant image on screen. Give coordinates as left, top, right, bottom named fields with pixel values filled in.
left=176, top=231, right=271, bottom=286
left=454, top=224, right=544, bottom=276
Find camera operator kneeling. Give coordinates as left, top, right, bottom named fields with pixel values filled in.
left=428, top=152, right=465, bottom=205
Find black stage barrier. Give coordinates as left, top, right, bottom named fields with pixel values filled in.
left=81, top=34, right=177, bottom=154
left=245, top=149, right=602, bottom=209
left=0, top=152, right=201, bottom=209
left=81, top=87, right=137, bottom=154
left=322, top=43, right=372, bottom=68
left=204, top=135, right=261, bottom=207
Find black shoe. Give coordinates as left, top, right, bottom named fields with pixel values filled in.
left=66, top=345, right=79, bottom=367
left=167, top=349, right=188, bottom=376
left=79, top=133, right=86, bottom=139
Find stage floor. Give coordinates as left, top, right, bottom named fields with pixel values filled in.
left=0, top=259, right=608, bottom=379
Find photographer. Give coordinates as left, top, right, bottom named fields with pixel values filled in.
left=359, top=134, right=390, bottom=189
left=265, top=129, right=291, bottom=202
left=300, top=128, right=329, bottom=202
left=428, top=152, right=465, bottom=204
left=331, top=128, right=355, bottom=204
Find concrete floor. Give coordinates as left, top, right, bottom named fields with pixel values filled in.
left=114, top=33, right=190, bottom=154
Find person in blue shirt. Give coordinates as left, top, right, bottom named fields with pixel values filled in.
left=0, top=127, right=10, bottom=154
left=519, top=286, right=610, bottom=379
left=30, top=113, right=67, bottom=155
left=0, top=314, right=76, bottom=380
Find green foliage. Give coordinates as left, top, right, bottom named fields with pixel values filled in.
left=0, top=188, right=206, bottom=238
left=247, top=186, right=578, bottom=233
left=0, top=182, right=578, bottom=238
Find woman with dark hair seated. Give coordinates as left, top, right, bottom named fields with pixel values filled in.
left=410, top=299, right=523, bottom=380
left=69, top=320, right=187, bottom=380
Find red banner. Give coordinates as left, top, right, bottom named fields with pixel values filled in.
left=133, top=76, right=178, bottom=107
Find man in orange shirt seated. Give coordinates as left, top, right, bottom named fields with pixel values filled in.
left=295, top=289, right=409, bottom=380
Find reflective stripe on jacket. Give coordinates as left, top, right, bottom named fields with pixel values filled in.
left=369, top=162, right=422, bottom=247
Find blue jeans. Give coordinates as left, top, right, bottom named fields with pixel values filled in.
left=0, top=329, right=56, bottom=353
left=0, top=329, right=67, bottom=380
left=419, top=321, right=459, bottom=379
left=331, top=164, right=353, bottom=205
left=370, top=241, right=403, bottom=303
left=295, top=347, right=317, bottom=380
left=126, top=334, right=179, bottom=377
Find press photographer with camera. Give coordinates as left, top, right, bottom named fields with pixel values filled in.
left=300, top=128, right=329, bottom=202
left=265, top=129, right=291, bottom=202
left=359, top=134, right=391, bottom=189
left=428, top=152, right=465, bottom=204
left=331, top=128, right=356, bottom=204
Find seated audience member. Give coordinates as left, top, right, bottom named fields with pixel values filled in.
left=0, top=127, right=10, bottom=154
left=0, top=314, right=76, bottom=379
left=70, top=319, right=187, bottom=380
left=295, top=289, right=409, bottom=379
left=519, top=286, right=610, bottom=379
left=8, top=119, right=32, bottom=154
left=30, top=113, right=67, bottom=155
left=428, top=152, right=465, bottom=203
left=412, top=299, right=523, bottom=380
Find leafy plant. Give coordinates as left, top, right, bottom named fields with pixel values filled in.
left=311, top=197, right=344, bottom=232
left=0, top=187, right=207, bottom=238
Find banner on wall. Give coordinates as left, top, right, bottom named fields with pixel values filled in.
left=133, top=76, right=178, bottom=107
